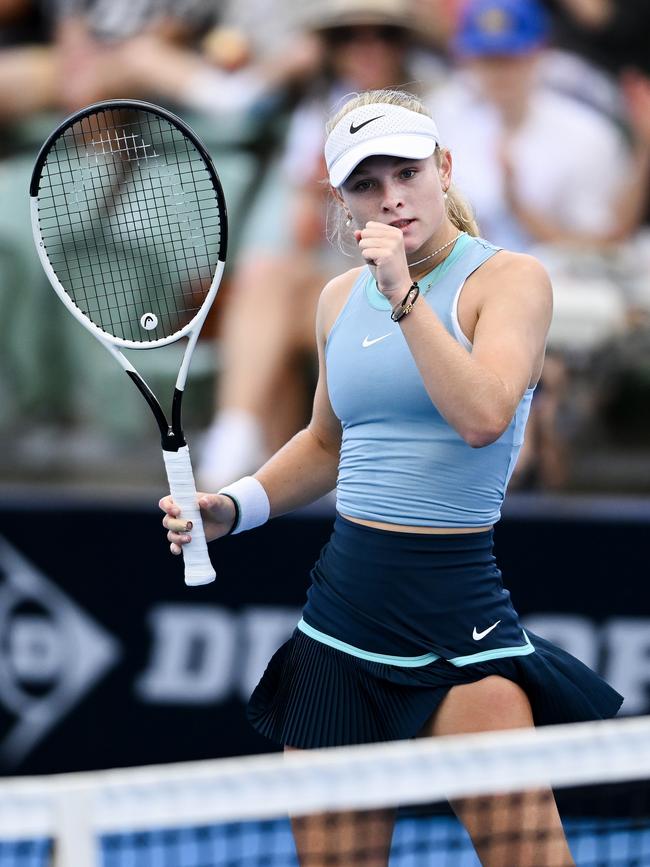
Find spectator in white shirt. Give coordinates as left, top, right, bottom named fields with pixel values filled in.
left=425, top=0, right=640, bottom=491
left=426, top=0, right=632, bottom=252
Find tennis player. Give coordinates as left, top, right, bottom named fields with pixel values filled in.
left=161, top=89, right=623, bottom=865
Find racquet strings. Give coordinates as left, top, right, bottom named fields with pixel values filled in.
left=35, top=107, right=223, bottom=343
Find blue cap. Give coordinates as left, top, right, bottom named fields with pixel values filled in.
left=454, top=0, right=548, bottom=57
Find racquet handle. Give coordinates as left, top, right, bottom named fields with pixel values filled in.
left=162, top=445, right=216, bottom=586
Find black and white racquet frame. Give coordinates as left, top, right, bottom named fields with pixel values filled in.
left=30, top=100, right=228, bottom=586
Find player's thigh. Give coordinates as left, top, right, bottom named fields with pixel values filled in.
left=424, top=680, right=573, bottom=865
left=426, top=675, right=534, bottom=738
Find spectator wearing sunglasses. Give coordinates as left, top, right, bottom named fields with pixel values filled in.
left=197, top=0, right=445, bottom=491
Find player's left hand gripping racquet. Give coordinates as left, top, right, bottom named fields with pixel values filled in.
left=30, top=100, right=228, bottom=586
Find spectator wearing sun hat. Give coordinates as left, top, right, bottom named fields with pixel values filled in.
left=197, top=0, right=444, bottom=491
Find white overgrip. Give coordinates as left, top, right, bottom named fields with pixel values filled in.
left=162, top=445, right=216, bottom=586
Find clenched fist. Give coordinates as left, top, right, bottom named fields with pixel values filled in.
left=355, top=222, right=413, bottom=302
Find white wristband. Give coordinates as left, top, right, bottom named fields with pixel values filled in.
left=218, top=476, right=270, bottom=535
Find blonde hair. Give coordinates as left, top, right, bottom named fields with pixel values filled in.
left=326, top=89, right=479, bottom=251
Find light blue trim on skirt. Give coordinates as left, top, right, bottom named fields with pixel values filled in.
left=297, top=619, right=440, bottom=667
left=297, top=619, right=535, bottom=668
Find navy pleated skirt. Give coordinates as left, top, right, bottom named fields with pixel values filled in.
left=247, top=516, right=623, bottom=749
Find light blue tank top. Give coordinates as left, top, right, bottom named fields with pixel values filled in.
left=326, top=234, right=534, bottom=527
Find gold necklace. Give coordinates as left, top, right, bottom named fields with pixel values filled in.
left=417, top=235, right=466, bottom=298
left=409, top=232, right=465, bottom=272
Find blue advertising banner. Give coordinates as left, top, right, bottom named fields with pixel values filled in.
left=0, top=492, right=648, bottom=775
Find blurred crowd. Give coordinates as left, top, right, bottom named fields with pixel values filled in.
left=1, top=0, right=649, bottom=493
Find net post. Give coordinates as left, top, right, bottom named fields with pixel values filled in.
left=52, top=786, right=99, bottom=867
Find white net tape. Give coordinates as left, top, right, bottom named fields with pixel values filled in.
left=0, top=715, right=648, bottom=867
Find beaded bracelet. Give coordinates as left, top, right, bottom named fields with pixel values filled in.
left=390, top=282, right=420, bottom=322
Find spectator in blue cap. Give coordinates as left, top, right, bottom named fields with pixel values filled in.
left=454, top=0, right=548, bottom=57
left=427, top=0, right=635, bottom=489
left=429, top=0, right=630, bottom=253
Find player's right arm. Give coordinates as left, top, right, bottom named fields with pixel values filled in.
left=162, top=270, right=358, bottom=551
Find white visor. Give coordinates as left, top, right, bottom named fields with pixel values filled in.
left=325, top=103, right=440, bottom=188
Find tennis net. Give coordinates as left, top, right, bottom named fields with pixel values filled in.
left=0, top=714, right=648, bottom=866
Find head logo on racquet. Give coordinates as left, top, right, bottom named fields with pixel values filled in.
left=140, top=313, right=158, bottom=331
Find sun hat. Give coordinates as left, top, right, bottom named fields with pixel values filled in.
left=454, top=0, right=548, bottom=57
left=295, top=0, right=414, bottom=32
left=292, top=0, right=447, bottom=45
left=324, top=101, right=440, bottom=188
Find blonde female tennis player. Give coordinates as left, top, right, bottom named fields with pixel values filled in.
left=161, top=89, right=622, bottom=866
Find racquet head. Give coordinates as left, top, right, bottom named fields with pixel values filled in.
left=30, top=100, right=228, bottom=348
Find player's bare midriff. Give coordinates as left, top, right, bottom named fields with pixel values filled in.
left=340, top=514, right=493, bottom=534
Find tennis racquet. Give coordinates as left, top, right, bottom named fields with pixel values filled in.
left=30, top=99, right=228, bottom=586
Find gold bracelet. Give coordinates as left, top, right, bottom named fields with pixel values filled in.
left=390, top=282, right=420, bottom=322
